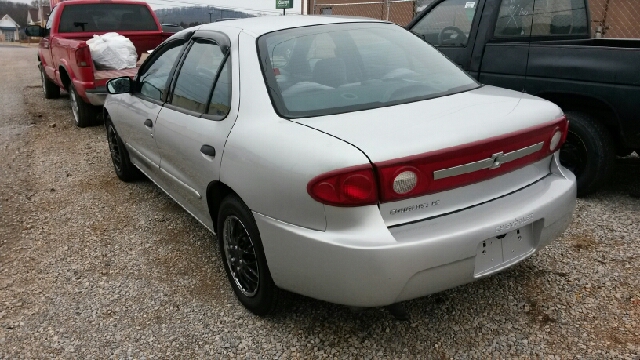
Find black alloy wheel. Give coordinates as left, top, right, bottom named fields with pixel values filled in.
left=105, top=119, right=139, bottom=182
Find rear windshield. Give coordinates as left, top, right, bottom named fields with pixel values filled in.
left=258, top=23, right=478, bottom=118
left=58, top=4, right=158, bottom=33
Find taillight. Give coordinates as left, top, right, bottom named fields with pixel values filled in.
left=376, top=116, right=568, bottom=203
left=307, top=165, right=378, bottom=207
left=76, top=45, right=91, bottom=67
left=308, top=117, right=567, bottom=206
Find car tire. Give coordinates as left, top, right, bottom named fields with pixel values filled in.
left=69, top=84, right=97, bottom=128
left=105, top=118, right=140, bottom=182
left=217, top=195, right=278, bottom=316
left=40, top=64, right=60, bottom=99
left=560, top=111, right=615, bottom=197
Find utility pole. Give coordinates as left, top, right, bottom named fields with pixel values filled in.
left=209, top=11, right=213, bottom=23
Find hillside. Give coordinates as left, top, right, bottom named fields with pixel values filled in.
left=154, top=6, right=253, bottom=26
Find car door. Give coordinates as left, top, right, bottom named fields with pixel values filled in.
left=116, top=38, right=187, bottom=177
left=409, top=0, right=483, bottom=70
left=153, top=32, right=236, bottom=226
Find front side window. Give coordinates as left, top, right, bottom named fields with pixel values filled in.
left=58, top=4, right=157, bottom=33
left=531, top=0, right=588, bottom=36
left=170, top=41, right=227, bottom=114
left=411, top=0, right=479, bottom=46
left=45, top=6, right=58, bottom=30
left=494, top=0, right=534, bottom=37
left=259, top=23, right=478, bottom=118
left=138, top=41, right=185, bottom=101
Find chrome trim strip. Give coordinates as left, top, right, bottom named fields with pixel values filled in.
left=126, top=144, right=159, bottom=168
left=159, top=167, right=202, bottom=199
left=433, top=142, right=544, bottom=180
left=133, top=164, right=215, bottom=235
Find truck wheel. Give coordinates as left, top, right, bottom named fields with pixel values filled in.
left=69, top=84, right=97, bottom=128
left=560, top=111, right=615, bottom=197
left=40, top=64, right=60, bottom=99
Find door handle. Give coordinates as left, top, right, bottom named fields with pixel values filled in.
left=200, top=144, right=216, bottom=158
left=144, top=119, right=153, bottom=128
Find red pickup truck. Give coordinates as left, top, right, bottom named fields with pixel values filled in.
left=25, top=0, right=167, bottom=127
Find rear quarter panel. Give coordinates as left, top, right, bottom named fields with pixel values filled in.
left=220, top=31, right=372, bottom=231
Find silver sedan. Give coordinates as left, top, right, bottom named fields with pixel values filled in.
left=104, top=16, right=576, bottom=315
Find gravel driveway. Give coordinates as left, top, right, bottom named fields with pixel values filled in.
left=1, top=46, right=638, bottom=359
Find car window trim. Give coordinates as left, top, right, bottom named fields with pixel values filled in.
left=134, top=38, right=189, bottom=104
left=201, top=54, right=231, bottom=122
left=165, top=36, right=232, bottom=120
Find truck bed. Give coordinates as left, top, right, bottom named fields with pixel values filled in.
left=94, top=67, right=140, bottom=81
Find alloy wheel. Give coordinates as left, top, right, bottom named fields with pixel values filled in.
left=223, top=215, right=260, bottom=297
left=107, top=125, right=123, bottom=173
left=40, top=70, right=46, bottom=95
left=69, top=89, right=79, bottom=124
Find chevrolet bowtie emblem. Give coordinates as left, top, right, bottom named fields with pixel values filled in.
left=489, top=152, right=504, bottom=169
left=433, top=142, right=545, bottom=180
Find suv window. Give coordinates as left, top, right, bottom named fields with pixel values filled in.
left=494, top=0, right=534, bottom=37
left=531, top=0, right=588, bottom=36
left=170, top=41, right=227, bottom=114
left=138, top=41, right=185, bottom=102
left=411, top=0, right=479, bottom=46
left=58, top=4, right=157, bottom=33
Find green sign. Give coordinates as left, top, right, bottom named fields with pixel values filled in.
left=276, top=0, right=293, bottom=9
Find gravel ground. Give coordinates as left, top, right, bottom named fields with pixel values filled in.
left=0, top=47, right=638, bottom=359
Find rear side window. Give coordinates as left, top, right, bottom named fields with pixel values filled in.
left=494, top=0, right=534, bottom=37
left=531, top=0, right=588, bottom=36
left=170, top=41, right=227, bottom=114
left=58, top=4, right=158, bottom=33
left=411, top=0, right=479, bottom=47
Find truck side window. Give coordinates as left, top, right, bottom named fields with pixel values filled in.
left=494, top=0, right=534, bottom=37
left=531, top=0, right=588, bottom=36
left=45, top=6, right=58, bottom=31
left=411, top=0, right=479, bottom=47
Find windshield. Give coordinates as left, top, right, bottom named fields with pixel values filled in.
left=58, top=4, right=158, bottom=33
left=258, top=22, right=478, bottom=118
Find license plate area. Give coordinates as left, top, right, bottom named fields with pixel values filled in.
left=474, top=225, right=534, bottom=277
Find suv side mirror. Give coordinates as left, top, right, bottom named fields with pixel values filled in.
left=106, top=77, right=132, bottom=94
left=25, top=25, right=46, bottom=37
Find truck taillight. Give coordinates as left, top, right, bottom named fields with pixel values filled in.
left=75, top=45, right=91, bottom=67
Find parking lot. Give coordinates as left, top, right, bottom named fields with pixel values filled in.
left=0, top=46, right=638, bottom=358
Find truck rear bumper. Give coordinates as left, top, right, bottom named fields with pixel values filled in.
left=84, top=87, right=107, bottom=106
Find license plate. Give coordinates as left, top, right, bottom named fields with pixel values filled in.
left=474, top=225, right=534, bottom=277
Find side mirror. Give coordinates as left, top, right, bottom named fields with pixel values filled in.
left=106, top=77, right=132, bottom=94
left=25, top=25, right=46, bottom=37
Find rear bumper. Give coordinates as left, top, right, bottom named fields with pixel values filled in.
left=81, top=86, right=107, bottom=106
left=254, top=154, right=576, bottom=307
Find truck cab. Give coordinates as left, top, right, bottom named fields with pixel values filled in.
left=408, top=0, right=640, bottom=195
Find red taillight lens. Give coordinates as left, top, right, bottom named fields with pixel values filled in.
left=75, top=45, right=91, bottom=67
left=307, top=165, right=378, bottom=207
left=376, top=117, right=568, bottom=203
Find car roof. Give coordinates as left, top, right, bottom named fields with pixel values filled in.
left=197, top=15, right=387, bottom=37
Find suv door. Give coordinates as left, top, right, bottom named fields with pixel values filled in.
left=154, top=33, right=236, bottom=226
left=115, top=38, right=187, bottom=177
left=409, top=0, right=483, bottom=70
